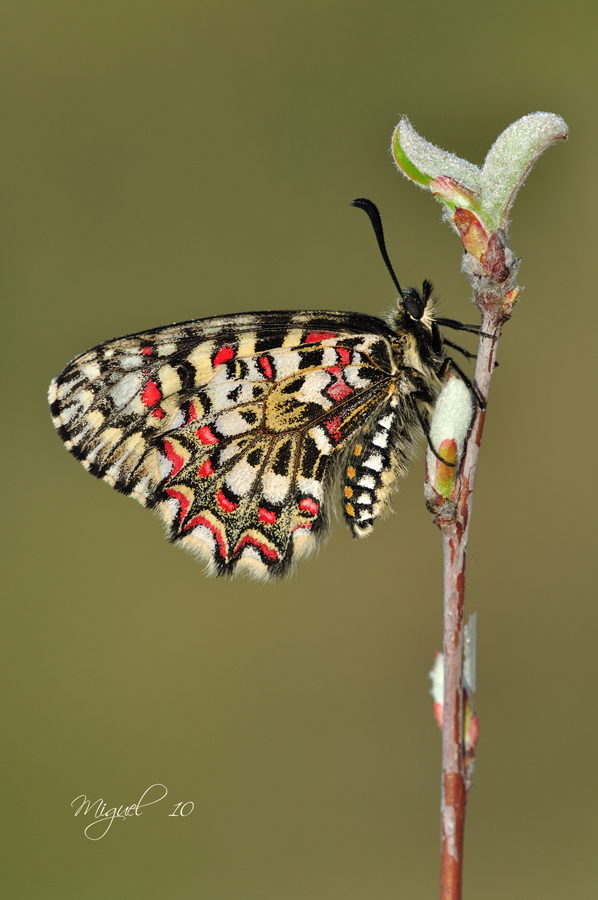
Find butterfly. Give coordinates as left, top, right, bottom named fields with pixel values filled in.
left=48, top=199, right=482, bottom=580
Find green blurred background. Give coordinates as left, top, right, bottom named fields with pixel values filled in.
left=3, top=1, right=596, bottom=897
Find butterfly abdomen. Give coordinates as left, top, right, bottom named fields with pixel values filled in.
left=340, top=369, right=429, bottom=539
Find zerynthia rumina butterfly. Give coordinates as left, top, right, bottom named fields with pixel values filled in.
left=49, top=199, right=481, bottom=579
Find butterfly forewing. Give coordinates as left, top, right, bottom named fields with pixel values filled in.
left=49, top=310, right=410, bottom=578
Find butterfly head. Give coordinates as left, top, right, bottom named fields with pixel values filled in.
left=400, top=279, right=436, bottom=329
left=391, top=279, right=445, bottom=373
left=393, top=279, right=438, bottom=336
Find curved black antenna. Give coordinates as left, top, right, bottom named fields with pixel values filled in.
left=351, top=198, right=404, bottom=299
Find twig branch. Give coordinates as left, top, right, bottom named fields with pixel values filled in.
left=437, top=288, right=504, bottom=899
left=390, top=110, right=567, bottom=900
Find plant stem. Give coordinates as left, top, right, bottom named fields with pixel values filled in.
left=438, top=297, right=504, bottom=900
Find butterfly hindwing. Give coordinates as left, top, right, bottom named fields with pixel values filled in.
left=49, top=310, right=406, bottom=578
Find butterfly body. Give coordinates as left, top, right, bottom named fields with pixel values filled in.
left=49, top=280, right=449, bottom=579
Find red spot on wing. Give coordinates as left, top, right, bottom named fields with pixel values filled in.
left=187, top=402, right=197, bottom=422
left=165, top=488, right=191, bottom=522
left=213, top=345, right=235, bottom=366
left=305, top=330, right=336, bottom=344
left=163, top=440, right=185, bottom=478
left=151, top=408, right=165, bottom=419
left=324, top=415, right=342, bottom=443
left=141, top=346, right=153, bottom=356
left=299, top=497, right=319, bottom=516
left=197, top=460, right=214, bottom=478
left=325, top=366, right=354, bottom=402
left=235, top=535, right=278, bottom=561
left=197, top=426, right=219, bottom=445
left=292, top=522, right=312, bottom=532
left=258, top=355, right=273, bottom=380
left=217, top=489, right=237, bottom=513
left=337, top=347, right=351, bottom=365
left=185, top=515, right=227, bottom=559
left=258, top=507, right=276, bottom=524
left=142, top=379, right=161, bottom=407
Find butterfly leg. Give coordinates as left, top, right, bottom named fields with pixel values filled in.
left=409, top=396, right=457, bottom=468
left=438, top=357, right=486, bottom=409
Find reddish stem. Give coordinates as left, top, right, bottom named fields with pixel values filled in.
left=437, top=295, right=504, bottom=900
left=439, top=525, right=467, bottom=900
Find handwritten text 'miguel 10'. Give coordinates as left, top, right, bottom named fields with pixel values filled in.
left=71, top=784, right=194, bottom=839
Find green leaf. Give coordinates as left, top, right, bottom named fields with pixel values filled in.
left=392, top=116, right=481, bottom=195
left=481, top=112, right=568, bottom=229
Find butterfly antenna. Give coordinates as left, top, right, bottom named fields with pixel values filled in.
left=351, top=198, right=405, bottom=299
